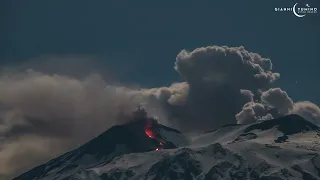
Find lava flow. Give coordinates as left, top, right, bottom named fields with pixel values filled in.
left=144, top=121, right=164, bottom=151
left=145, top=128, right=154, bottom=138
left=134, top=105, right=164, bottom=151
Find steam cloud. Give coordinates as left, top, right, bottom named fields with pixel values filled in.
left=1, top=45, right=319, bottom=179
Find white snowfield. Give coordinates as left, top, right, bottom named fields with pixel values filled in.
left=13, top=114, right=320, bottom=180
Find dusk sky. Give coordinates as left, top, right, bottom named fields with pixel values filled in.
left=1, top=0, right=319, bottom=103
left=1, top=0, right=320, bottom=178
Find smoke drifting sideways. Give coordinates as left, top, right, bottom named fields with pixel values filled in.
left=0, top=45, right=319, bottom=179
left=0, top=71, right=142, bottom=178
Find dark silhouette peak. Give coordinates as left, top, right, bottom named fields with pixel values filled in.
left=13, top=107, right=187, bottom=180
left=244, top=114, right=320, bottom=135
left=13, top=112, right=320, bottom=180
left=205, top=114, right=319, bottom=135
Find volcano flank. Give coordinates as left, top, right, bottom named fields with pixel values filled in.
left=13, top=108, right=320, bottom=180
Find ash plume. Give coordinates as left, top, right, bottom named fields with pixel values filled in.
left=0, top=70, right=142, bottom=178
left=1, top=45, right=319, bottom=179
left=141, top=46, right=281, bottom=132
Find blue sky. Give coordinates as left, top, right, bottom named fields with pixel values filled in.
left=1, top=0, right=319, bottom=103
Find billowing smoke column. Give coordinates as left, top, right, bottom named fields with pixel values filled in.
left=1, top=45, right=320, bottom=179
left=140, top=46, right=320, bottom=132
left=139, top=46, right=279, bottom=131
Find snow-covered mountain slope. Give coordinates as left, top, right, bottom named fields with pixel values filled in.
left=14, top=114, right=320, bottom=180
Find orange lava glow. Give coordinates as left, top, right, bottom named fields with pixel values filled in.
left=145, top=128, right=154, bottom=138
left=144, top=123, right=163, bottom=151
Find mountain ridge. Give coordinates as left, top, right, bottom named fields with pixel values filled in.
left=13, top=113, right=320, bottom=180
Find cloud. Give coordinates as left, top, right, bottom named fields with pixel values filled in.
left=151, top=46, right=280, bottom=132
left=1, top=45, right=319, bottom=179
left=175, top=46, right=279, bottom=90
left=290, top=101, right=320, bottom=126
left=235, top=102, right=272, bottom=124
left=236, top=88, right=320, bottom=126
left=261, top=88, right=294, bottom=114
left=0, top=71, right=143, bottom=178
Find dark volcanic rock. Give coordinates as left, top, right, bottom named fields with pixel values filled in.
left=13, top=114, right=320, bottom=180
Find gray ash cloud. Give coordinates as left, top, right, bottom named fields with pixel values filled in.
left=0, top=45, right=319, bottom=179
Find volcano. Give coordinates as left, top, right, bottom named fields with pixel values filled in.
left=13, top=110, right=320, bottom=180
left=13, top=106, right=189, bottom=180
